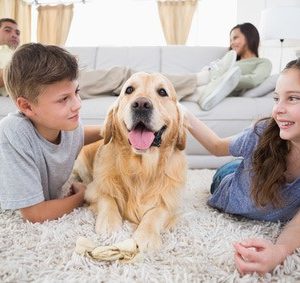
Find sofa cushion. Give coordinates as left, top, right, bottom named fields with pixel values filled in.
left=241, top=74, right=278, bottom=98
left=181, top=96, right=273, bottom=121
left=95, top=47, right=160, bottom=72
left=80, top=96, right=117, bottom=125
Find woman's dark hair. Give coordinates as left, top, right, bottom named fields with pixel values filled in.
left=230, top=22, right=260, bottom=60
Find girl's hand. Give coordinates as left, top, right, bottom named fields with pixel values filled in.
left=233, top=238, right=288, bottom=275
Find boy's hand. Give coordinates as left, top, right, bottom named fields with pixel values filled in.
left=233, top=238, right=288, bottom=275
left=70, top=182, right=86, bottom=196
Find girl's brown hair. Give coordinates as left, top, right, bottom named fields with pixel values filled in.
left=251, top=59, right=300, bottom=207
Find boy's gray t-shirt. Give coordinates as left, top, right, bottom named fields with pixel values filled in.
left=208, top=121, right=300, bottom=222
left=0, top=111, right=84, bottom=209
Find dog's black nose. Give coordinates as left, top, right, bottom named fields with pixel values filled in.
left=132, top=97, right=153, bottom=111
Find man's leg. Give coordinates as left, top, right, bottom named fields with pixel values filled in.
left=164, top=73, right=198, bottom=101
left=78, top=66, right=134, bottom=99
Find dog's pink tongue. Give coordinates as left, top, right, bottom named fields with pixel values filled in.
left=128, top=128, right=155, bottom=150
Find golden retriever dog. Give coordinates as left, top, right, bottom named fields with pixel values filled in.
left=73, top=72, right=188, bottom=252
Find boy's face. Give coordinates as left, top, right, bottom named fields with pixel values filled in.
left=0, top=21, right=20, bottom=49
left=27, top=79, right=81, bottom=143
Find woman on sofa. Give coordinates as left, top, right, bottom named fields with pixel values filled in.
left=79, top=22, right=272, bottom=111
left=192, top=22, right=272, bottom=110
left=186, top=58, right=300, bottom=275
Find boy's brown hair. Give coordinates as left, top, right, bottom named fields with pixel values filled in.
left=4, top=43, right=78, bottom=103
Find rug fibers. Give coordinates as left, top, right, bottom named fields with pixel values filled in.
left=1, top=169, right=300, bottom=283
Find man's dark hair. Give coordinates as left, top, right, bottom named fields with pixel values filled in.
left=0, top=18, right=17, bottom=28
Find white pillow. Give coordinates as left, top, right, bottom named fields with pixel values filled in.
left=241, top=74, right=279, bottom=98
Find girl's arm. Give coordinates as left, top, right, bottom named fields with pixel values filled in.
left=186, top=111, right=231, bottom=156
left=20, top=182, right=86, bottom=223
left=84, top=125, right=102, bottom=145
left=233, top=209, right=300, bottom=275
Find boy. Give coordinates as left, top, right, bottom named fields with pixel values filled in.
left=0, top=43, right=101, bottom=223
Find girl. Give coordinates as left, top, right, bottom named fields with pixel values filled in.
left=186, top=58, right=300, bottom=275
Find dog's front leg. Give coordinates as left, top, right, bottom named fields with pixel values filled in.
left=95, top=194, right=122, bottom=235
left=133, top=206, right=170, bottom=252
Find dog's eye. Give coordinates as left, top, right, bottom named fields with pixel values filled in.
left=158, top=88, right=168, bottom=97
left=125, top=86, right=134, bottom=95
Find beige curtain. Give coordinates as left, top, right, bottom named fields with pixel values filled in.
left=0, top=0, right=31, bottom=44
left=157, top=0, right=198, bottom=45
left=37, top=4, right=73, bottom=46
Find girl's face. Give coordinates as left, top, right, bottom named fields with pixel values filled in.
left=230, top=28, right=248, bottom=57
left=272, top=68, right=300, bottom=144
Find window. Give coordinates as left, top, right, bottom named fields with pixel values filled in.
left=33, top=0, right=238, bottom=46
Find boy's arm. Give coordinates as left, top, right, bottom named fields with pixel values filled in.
left=234, top=209, right=300, bottom=275
left=20, top=182, right=85, bottom=223
left=186, top=111, right=231, bottom=156
left=84, top=125, right=102, bottom=145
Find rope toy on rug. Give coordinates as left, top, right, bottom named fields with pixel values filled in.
left=75, top=236, right=140, bottom=262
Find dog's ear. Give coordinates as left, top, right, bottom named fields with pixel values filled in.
left=102, top=104, right=118, bottom=145
left=176, top=103, right=188, bottom=150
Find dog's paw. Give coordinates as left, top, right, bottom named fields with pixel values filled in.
left=133, top=230, right=162, bottom=252
left=95, top=213, right=123, bottom=235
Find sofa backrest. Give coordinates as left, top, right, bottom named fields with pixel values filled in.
left=66, top=46, right=228, bottom=74
left=94, top=47, right=161, bottom=72
left=66, top=47, right=98, bottom=70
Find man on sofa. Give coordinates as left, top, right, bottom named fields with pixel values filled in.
left=0, top=18, right=20, bottom=97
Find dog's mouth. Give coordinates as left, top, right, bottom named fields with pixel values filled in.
left=128, top=122, right=167, bottom=150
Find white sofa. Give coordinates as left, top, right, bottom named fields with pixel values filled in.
left=0, top=46, right=275, bottom=169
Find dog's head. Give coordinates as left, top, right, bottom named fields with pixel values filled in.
left=103, top=72, right=187, bottom=154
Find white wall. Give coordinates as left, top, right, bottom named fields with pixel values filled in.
left=187, top=0, right=237, bottom=47
left=66, top=0, right=164, bottom=46
left=65, top=0, right=237, bottom=47
left=237, top=0, right=300, bottom=73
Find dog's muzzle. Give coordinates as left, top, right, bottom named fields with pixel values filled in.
left=131, top=97, right=153, bottom=124
left=151, top=125, right=167, bottom=147
left=128, top=97, right=166, bottom=151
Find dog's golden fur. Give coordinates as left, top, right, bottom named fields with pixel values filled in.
left=73, top=72, right=187, bottom=251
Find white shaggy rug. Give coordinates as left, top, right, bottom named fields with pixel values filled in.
left=1, top=169, right=300, bottom=283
